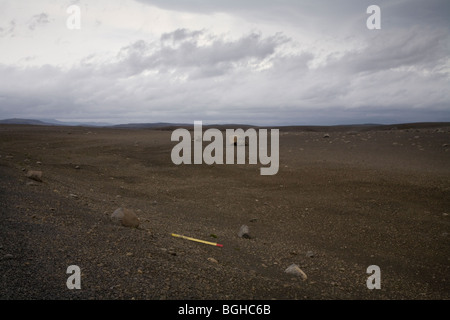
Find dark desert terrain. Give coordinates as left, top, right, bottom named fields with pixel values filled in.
left=0, top=123, right=449, bottom=300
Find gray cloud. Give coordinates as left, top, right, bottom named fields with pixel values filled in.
left=28, top=13, right=50, bottom=30
left=1, top=24, right=448, bottom=125
left=115, top=30, right=289, bottom=78
left=0, top=20, right=16, bottom=37
left=334, top=26, right=450, bottom=74
left=0, top=0, right=449, bottom=125
left=135, top=0, right=450, bottom=30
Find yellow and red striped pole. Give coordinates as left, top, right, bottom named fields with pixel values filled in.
left=171, top=233, right=223, bottom=247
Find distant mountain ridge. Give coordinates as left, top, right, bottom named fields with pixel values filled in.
left=0, top=118, right=112, bottom=127
left=1, top=118, right=449, bottom=131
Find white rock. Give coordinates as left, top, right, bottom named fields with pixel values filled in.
left=238, top=225, right=250, bottom=238
left=285, top=264, right=308, bottom=281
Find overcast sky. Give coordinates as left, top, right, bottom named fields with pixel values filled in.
left=0, top=0, right=449, bottom=125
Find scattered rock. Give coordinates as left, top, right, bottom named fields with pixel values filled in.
left=3, top=254, right=14, bottom=260
left=285, top=264, right=307, bottom=281
left=111, top=207, right=140, bottom=228
left=26, top=170, right=42, bottom=182
left=75, top=165, right=81, bottom=169
left=306, top=251, right=315, bottom=258
left=26, top=181, right=40, bottom=186
left=249, top=218, right=258, bottom=223
left=168, top=250, right=177, bottom=256
left=207, top=257, right=218, bottom=264
left=69, top=194, right=78, bottom=199
left=238, top=225, right=251, bottom=239
left=323, top=133, right=330, bottom=138
left=36, top=161, right=42, bottom=165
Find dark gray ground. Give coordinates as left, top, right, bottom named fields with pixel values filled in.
left=0, top=124, right=449, bottom=300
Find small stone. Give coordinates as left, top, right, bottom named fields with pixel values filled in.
left=285, top=264, right=307, bottom=281
left=75, top=165, right=80, bottom=169
left=36, top=161, right=42, bottom=165
left=69, top=194, right=78, bottom=199
left=306, top=251, right=314, bottom=258
left=3, top=254, right=13, bottom=260
left=168, top=250, right=177, bottom=256
left=323, top=133, right=330, bottom=138
left=207, top=257, right=218, bottom=264
left=126, top=252, right=133, bottom=256
left=238, top=225, right=251, bottom=239
left=111, top=207, right=140, bottom=228
left=26, top=170, right=42, bottom=182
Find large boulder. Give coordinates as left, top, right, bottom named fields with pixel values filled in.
left=111, top=207, right=140, bottom=228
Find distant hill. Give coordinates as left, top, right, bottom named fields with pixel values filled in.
left=110, top=122, right=189, bottom=129
left=0, top=118, right=52, bottom=126
left=1, top=118, right=449, bottom=131
left=0, top=118, right=112, bottom=127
